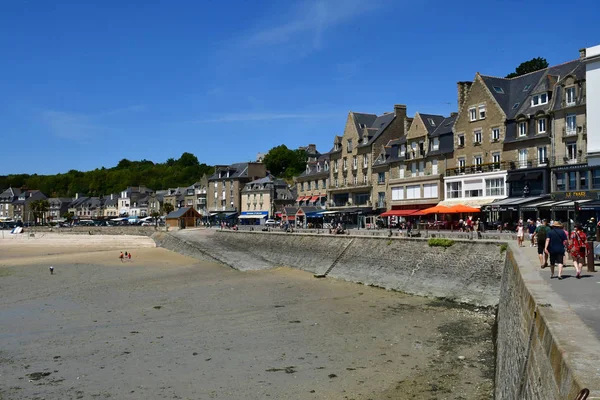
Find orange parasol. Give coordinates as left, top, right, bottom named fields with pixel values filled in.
left=420, top=205, right=453, bottom=214
left=446, top=204, right=481, bottom=214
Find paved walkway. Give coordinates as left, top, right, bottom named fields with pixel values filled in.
left=520, top=244, right=600, bottom=339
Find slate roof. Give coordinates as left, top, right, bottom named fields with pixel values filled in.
left=0, top=187, right=22, bottom=202
left=479, top=59, right=582, bottom=119
left=419, top=114, right=446, bottom=135
left=209, top=162, right=251, bottom=180
left=429, top=114, right=457, bottom=138
left=166, top=207, right=192, bottom=219
left=358, top=112, right=396, bottom=147
left=296, top=152, right=330, bottom=179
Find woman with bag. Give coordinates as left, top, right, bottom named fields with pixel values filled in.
left=569, top=223, right=587, bottom=279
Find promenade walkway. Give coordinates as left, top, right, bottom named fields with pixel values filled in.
left=520, top=244, right=600, bottom=340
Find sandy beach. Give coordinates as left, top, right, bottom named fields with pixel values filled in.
left=0, top=235, right=494, bottom=399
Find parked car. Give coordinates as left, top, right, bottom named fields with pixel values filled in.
left=265, top=219, right=278, bottom=227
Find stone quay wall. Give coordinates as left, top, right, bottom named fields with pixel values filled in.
left=496, top=245, right=600, bottom=399
left=29, top=226, right=161, bottom=237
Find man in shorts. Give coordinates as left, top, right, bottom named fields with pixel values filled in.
left=534, top=219, right=550, bottom=268
left=545, top=221, right=568, bottom=280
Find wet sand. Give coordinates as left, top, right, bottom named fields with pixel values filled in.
left=0, top=237, right=494, bottom=399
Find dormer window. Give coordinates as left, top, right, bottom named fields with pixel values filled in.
left=306, top=165, right=310, bottom=174
left=518, top=121, right=527, bottom=137
left=478, top=105, right=486, bottom=119
left=324, top=162, right=329, bottom=171
left=316, top=163, right=321, bottom=172
left=399, top=144, right=406, bottom=157
left=469, top=107, right=477, bottom=121
left=493, top=86, right=505, bottom=94
left=334, top=142, right=340, bottom=151
left=427, top=118, right=436, bottom=126
left=531, top=93, right=548, bottom=106
left=566, top=87, right=576, bottom=106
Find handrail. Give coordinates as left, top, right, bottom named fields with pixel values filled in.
left=575, top=388, right=589, bottom=400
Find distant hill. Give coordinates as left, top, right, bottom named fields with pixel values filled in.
left=0, top=152, right=214, bottom=197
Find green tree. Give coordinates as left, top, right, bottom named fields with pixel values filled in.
left=505, top=57, right=549, bottom=78
left=162, top=202, right=174, bottom=216
left=63, top=212, right=74, bottom=223
left=263, top=145, right=307, bottom=178
left=30, top=199, right=49, bottom=224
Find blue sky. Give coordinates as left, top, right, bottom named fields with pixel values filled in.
left=1, top=0, right=599, bottom=175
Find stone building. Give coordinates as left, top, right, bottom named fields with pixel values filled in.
left=103, top=194, right=119, bottom=218
left=240, top=175, right=294, bottom=223
left=12, top=190, right=48, bottom=223
left=375, top=112, right=456, bottom=214
left=48, top=197, right=72, bottom=220
left=327, top=105, right=409, bottom=218
left=0, top=187, right=20, bottom=220
left=118, top=186, right=153, bottom=217
left=207, top=162, right=267, bottom=220
left=183, top=175, right=209, bottom=217
left=294, top=144, right=329, bottom=208
left=163, top=187, right=186, bottom=211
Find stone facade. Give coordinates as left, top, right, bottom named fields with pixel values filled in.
left=328, top=105, right=408, bottom=212
left=295, top=144, right=329, bottom=208
left=207, top=162, right=267, bottom=215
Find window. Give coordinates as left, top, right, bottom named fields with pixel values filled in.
left=474, top=156, right=483, bottom=171
left=523, top=84, right=531, bottom=92
left=301, top=182, right=305, bottom=191
left=363, top=175, right=368, bottom=184
left=566, top=114, right=577, bottom=134
left=492, top=128, right=500, bottom=141
left=431, top=137, right=439, bottom=151
left=406, top=185, right=420, bottom=200
left=410, top=162, right=417, bottom=177
left=334, top=178, right=338, bottom=187
left=343, top=158, right=347, bottom=170
left=568, top=171, right=577, bottom=190
left=391, top=187, right=404, bottom=201
left=518, top=149, right=528, bottom=168
left=334, top=160, right=338, bottom=172
left=428, top=118, right=436, bottom=126
left=556, top=172, right=566, bottom=191
left=512, top=102, right=520, bottom=109
left=465, top=182, right=483, bottom=197
left=322, top=179, right=327, bottom=189
left=363, top=154, right=368, bottom=168
left=485, top=178, right=505, bottom=196
left=458, top=157, right=466, bottom=172
left=478, top=105, right=486, bottom=119
left=593, top=170, right=600, bottom=190
left=566, top=87, right=576, bottom=106
left=343, top=177, right=347, bottom=186
left=474, top=130, right=482, bottom=144
left=353, top=156, right=357, bottom=169
left=353, top=175, right=358, bottom=185
left=347, top=139, right=353, bottom=152
left=580, top=171, right=588, bottom=190
left=493, top=86, right=505, bottom=94
left=334, top=142, right=340, bottom=151
left=400, top=144, right=406, bottom=157
left=316, top=163, right=321, bottom=172
left=457, top=134, right=465, bottom=147
left=324, top=162, right=329, bottom=171
left=469, top=107, right=477, bottom=121
left=418, top=161, right=425, bottom=176
left=538, top=146, right=547, bottom=165
left=446, top=182, right=462, bottom=198
left=418, top=141, right=425, bottom=157
left=399, top=166, right=405, bottom=178
left=423, top=183, right=438, bottom=198
left=537, top=118, right=546, bottom=134
left=432, top=159, right=438, bottom=175
left=518, top=122, right=527, bottom=137
left=531, top=93, right=548, bottom=106
left=378, top=172, right=385, bottom=184
left=492, top=152, right=501, bottom=169
left=566, top=142, right=577, bottom=161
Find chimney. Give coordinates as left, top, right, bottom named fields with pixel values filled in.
left=580, top=48, right=587, bottom=60
left=394, top=104, right=407, bottom=118
left=111, top=194, right=114, bottom=200
left=75, top=193, right=79, bottom=200
left=457, top=81, right=473, bottom=110
left=307, top=144, right=316, bottom=154
left=450, top=112, right=458, bottom=118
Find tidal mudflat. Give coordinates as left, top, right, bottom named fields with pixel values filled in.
left=0, top=237, right=494, bottom=399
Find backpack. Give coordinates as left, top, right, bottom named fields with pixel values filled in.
left=537, top=226, right=548, bottom=242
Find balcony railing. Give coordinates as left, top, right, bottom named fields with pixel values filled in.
left=328, top=180, right=372, bottom=189
left=377, top=200, right=386, bottom=209
left=329, top=200, right=372, bottom=208
left=509, top=158, right=550, bottom=169
left=446, top=161, right=511, bottom=176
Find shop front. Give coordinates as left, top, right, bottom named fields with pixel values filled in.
left=238, top=211, right=269, bottom=225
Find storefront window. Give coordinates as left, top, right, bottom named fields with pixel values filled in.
left=485, top=178, right=505, bottom=196
left=446, top=182, right=462, bottom=198
left=593, top=170, right=600, bottom=190
left=580, top=171, right=588, bottom=190
left=555, top=172, right=565, bottom=191
left=568, top=171, right=577, bottom=190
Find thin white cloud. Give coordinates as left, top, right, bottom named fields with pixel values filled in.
left=237, top=0, right=379, bottom=51
left=192, top=112, right=339, bottom=123
left=41, top=105, right=146, bottom=142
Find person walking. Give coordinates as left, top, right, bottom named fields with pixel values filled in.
left=516, top=222, right=524, bottom=247
left=49, top=266, right=54, bottom=275
left=528, top=220, right=536, bottom=247
left=545, top=221, right=569, bottom=280
left=534, top=219, right=550, bottom=268
left=569, top=223, right=587, bottom=279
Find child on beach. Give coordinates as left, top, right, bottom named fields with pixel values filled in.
left=119, top=252, right=124, bottom=262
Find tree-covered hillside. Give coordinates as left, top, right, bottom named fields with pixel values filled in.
left=0, top=153, right=214, bottom=197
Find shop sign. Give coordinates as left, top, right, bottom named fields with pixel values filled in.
left=552, top=191, right=600, bottom=200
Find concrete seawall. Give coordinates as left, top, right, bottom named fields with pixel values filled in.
left=496, top=244, right=600, bottom=399
left=152, top=229, right=600, bottom=399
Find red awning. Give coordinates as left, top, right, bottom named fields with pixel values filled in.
left=296, top=196, right=304, bottom=202
left=380, top=209, right=420, bottom=217
left=309, top=195, right=319, bottom=202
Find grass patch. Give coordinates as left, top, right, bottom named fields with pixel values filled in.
left=428, top=238, right=455, bottom=248
left=499, top=244, right=508, bottom=253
